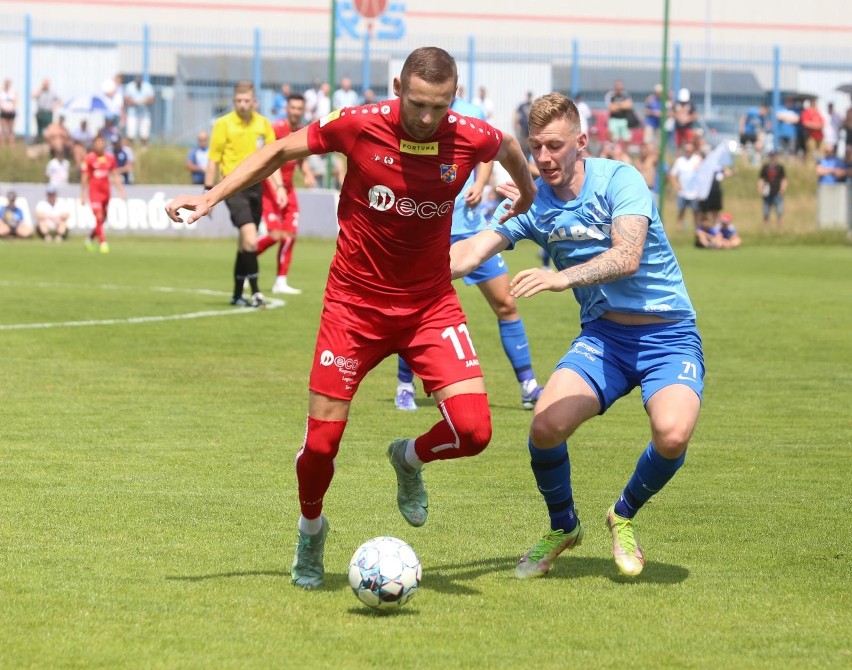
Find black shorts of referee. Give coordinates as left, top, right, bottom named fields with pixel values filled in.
left=225, top=182, right=263, bottom=228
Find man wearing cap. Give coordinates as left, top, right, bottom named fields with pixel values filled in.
left=0, top=191, right=33, bottom=239
left=35, top=186, right=69, bottom=242
left=673, top=88, right=698, bottom=149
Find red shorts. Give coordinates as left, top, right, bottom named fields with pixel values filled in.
left=309, top=289, right=483, bottom=401
left=262, top=189, right=299, bottom=234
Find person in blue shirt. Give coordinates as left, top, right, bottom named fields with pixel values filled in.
left=450, top=93, right=705, bottom=579
left=775, top=97, right=799, bottom=156
left=0, top=190, right=34, bottom=238
left=395, top=95, right=544, bottom=412
left=186, top=130, right=210, bottom=185
left=816, top=144, right=847, bottom=184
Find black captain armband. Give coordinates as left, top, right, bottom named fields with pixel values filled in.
left=203, top=185, right=213, bottom=192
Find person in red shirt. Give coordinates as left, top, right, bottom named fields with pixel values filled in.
left=167, top=47, right=536, bottom=590
left=256, top=92, right=316, bottom=295
left=80, top=135, right=125, bottom=253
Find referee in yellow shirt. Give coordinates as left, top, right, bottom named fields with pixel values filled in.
left=205, top=81, right=284, bottom=307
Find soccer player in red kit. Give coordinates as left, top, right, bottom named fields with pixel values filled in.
left=81, top=135, right=125, bottom=253
left=257, top=92, right=316, bottom=295
left=166, top=47, right=537, bottom=590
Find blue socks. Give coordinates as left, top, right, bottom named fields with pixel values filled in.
left=397, top=356, right=414, bottom=385
left=528, top=439, right=577, bottom=533
left=499, top=319, right=535, bottom=384
left=614, top=442, right=685, bottom=519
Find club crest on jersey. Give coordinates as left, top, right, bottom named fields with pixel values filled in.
left=440, top=163, right=459, bottom=183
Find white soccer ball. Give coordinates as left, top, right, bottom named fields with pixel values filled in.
left=348, top=536, right=421, bottom=610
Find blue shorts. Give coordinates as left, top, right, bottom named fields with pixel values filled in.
left=556, top=318, right=705, bottom=413
left=762, top=195, right=784, bottom=218
left=451, top=232, right=509, bottom=286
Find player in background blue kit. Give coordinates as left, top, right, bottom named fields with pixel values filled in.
left=450, top=93, right=705, bottom=578
left=394, top=95, right=544, bottom=412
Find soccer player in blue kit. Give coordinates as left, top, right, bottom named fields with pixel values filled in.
left=394, top=94, right=544, bottom=412
left=450, top=93, right=705, bottom=578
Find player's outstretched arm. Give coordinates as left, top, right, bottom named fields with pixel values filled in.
left=511, top=214, right=647, bottom=299
left=165, top=128, right=312, bottom=225
left=450, top=229, right=509, bottom=280
left=493, top=134, right=536, bottom=222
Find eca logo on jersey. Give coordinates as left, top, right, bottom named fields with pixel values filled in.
left=367, top=185, right=453, bottom=219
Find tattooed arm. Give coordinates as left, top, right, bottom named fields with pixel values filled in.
left=509, top=215, right=647, bottom=299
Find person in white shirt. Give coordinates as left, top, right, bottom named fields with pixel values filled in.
left=45, top=148, right=70, bottom=186
left=123, top=75, right=155, bottom=146
left=332, top=77, right=359, bottom=110
left=669, top=141, right=703, bottom=232
left=35, top=186, right=69, bottom=241
left=473, top=86, right=494, bottom=119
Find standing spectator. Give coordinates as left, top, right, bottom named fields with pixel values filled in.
left=758, top=150, right=787, bottom=232
left=166, top=46, right=536, bottom=590
left=113, top=136, right=135, bottom=185
left=271, top=82, right=291, bottom=120
left=102, top=75, right=125, bottom=127
left=81, top=135, right=125, bottom=253
left=739, top=103, right=769, bottom=165
left=46, top=147, right=71, bottom=187
left=672, top=88, right=698, bottom=149
left=43, top=114, right=71, bottom=158
left=473, top=86, right=494, bottom=119
left=361, top=89, right=376, bottom=105
left=256, top=93, right=316, bottom=295
left=70, top=118, right=94, bottom=166
left=314, top=82, right=331, bottom=120
left=33, top=79, right=60, bottom=142
left=332, top=76, right=358, bottom=110
left=816, top=143, right=847, bottom=184
left=800, top=99, right=825, bottom=160
left=1, top=190, right=34, bottom=238
left=123, top=75, right=155, bottom=147
left=643, top=84, right=663, bottom=145
left=637, top=141, right=663, bottom=203
left=35, top=185, right=69, bottom=242
left=302, top=79, right=321, bottom=123
left=843, top=100, right=852, bottom=164
left=604, top=79, right=633, bottom=143
left=775, top=97, right=799, bottom=157
left=822, top=102, right=842, bottom=156
left=575, top=93, right=592, bottom=137
left=669, top=141, right=702, bottom=231
left=0, top=78, right=17, bottom=146
left=204, top=80, right=280, bottom=308
left=185, top=130, right=210, bottom=185
left=515, top=91, right=533, bottom=159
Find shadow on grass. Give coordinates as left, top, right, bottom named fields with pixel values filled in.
left=424, top=555, right=689, bottom=593
left=165, top=570, right=351, bottom=591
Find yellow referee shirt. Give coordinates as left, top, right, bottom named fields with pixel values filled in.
left=208, top=111, right=276, bottom=176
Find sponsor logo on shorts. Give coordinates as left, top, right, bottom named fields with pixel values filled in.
left=399, top=140, right=438, bottom=155
left=367, top=185, right=453, bottom=220
left=568, top=341, right=601, bottom=362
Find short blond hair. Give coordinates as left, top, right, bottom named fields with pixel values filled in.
left=234, top=80, right=255, bottom=96
left=528, top=93, right=581, bottom=133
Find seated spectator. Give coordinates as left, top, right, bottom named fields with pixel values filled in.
left=694, top=217, right=722, bottom=249
left=0, top=190, right=34, bottom=239
left=186, top=130, right=210, bottom=185
left=35, top=185, right=69, bottom=242
left=718, top=212, right=741, bottom=249
left=816, top=144, right=847, bottom=184
left=46, top=147, right=71, bottom=186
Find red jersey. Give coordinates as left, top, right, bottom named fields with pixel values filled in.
left=82, top=152, right=117, bottom=202
left=307, top=98, right=502, bottom=302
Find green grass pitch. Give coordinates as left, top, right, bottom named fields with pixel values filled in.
left=0, top=236, right=849, bottom=668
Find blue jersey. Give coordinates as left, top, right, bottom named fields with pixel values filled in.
left=450, top=98, right=489, bottom=235
left=491, top=157, right=696, bottom=325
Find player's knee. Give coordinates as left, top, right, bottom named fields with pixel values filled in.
left=492, top=300, right=518, bottom=321
left=299, top=416, right=346, bottom=459
left=529, top=411, right=575, bottom=450
left=441, top=393, right=492, bottom=457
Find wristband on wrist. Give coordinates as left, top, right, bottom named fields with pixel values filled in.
left=203, top=185, right=213, bottom=192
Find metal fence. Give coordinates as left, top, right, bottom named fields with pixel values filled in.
left=3, top=12, right=852, bottom=145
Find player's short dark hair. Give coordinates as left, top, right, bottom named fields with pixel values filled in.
left=400, top=47, right=458, bottom=88
left=528, top=93, right=581, bottom=133
left=287, top=92, right=305, bottom=103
